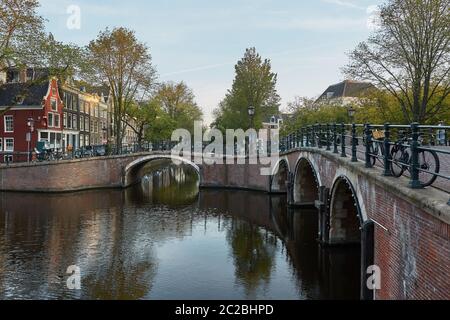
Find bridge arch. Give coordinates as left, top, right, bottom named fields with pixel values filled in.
left=270, top=158, right=290, bottom=193
left=123, top=155, right=201, bottom=187
left=328, top=176, right=363, bottom=245
left=328, top=175, right=375, bottom=300
left=293, top=157, right=321, bottom=205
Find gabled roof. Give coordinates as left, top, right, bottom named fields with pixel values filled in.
left=89, top=85, right=110, bottom=98
left=317, top=80, right=374, bottom=101
left=0, top=82, right=49, bottom=107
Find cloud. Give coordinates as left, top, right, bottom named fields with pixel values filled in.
left=257, top=17, right=367, bottom=31
left=321, top=0, right=366, bottom=10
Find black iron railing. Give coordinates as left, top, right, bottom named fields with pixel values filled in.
left=281, top=123, right=450, bottom=205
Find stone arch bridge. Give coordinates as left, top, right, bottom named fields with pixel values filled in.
left=0, top=149, right=448, bottom=300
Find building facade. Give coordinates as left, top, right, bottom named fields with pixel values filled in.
left=60, top=84, right=80, bottom=152
left=315, top=80, right=375, bottom=106
left=0, top=78, right=64, bottom=163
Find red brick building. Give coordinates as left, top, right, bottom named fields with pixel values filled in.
left=0, top=78, right=64, bottom=163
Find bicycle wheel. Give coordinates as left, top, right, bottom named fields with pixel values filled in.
left=368, top=142, right=379, bottom=167
left=390, top=147, right=408, bottom=177
left=417, top=150, right=440, bottom=187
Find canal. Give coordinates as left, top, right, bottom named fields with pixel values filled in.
left=0, top=161, right=360, bottom=300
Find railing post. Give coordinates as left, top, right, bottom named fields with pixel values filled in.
left=365, top=123, right=372, bottom=168
left=312, top=125, right=316, bottom=147
left=306, top=126, right=310, bottom=147
left=292, top=132, right=295, bottom=149
left=301, top=128, right=304, bottom=148
left=317, top=124, right=323, bottom=149
left=383, top=123, right=392, bottom=176
left=351, top=123, right=358, bottom=162
left=326, top=124, right=331, bottom=151
left=409, top=122, right=423, bottom=189
left=340, top=123, right=346, bottom=158
left=333, top=123, right=338, bottom=154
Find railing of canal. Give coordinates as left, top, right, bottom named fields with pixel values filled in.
left=281, top=123, right=450, bottom=205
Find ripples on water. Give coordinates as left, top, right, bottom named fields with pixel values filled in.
left=0, top=161, right=360, bottom=300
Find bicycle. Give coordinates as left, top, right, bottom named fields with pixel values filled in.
left=363, top=130, right=385, bottom=167
left=390, top=135, right=440, bottom=187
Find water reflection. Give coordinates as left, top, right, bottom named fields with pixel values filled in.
left=0, top=161, right=360, bottom=300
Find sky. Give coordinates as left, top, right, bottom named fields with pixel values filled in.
left=38, top=0, right=383, bottom=124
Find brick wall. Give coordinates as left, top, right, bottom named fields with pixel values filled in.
left=285, top=148, right=450, bottom=300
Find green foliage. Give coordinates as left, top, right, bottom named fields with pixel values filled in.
left=280, top=87, right=450, bottom=135
left=213, top=48, right=280, bottom=131
left=0, top=0, right=44, bottom=67
left=153, top=81, right=203, bottom=137
left=86, top=27, right=156, bottom=149
left=281, top=97, right=349, bottom=135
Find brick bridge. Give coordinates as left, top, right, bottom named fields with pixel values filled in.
left=0, top=149, right=448, bottom=300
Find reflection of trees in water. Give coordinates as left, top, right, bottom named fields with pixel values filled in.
left=130, top=162, right=200, bottom=206
left=81, top=209, right=156, bottom=300
left=226, top=220, right=278, bottom=298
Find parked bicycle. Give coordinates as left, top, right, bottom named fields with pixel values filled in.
left=363, top=129, right=440, bottom=187
left=390, top=134, right=440, bottom=187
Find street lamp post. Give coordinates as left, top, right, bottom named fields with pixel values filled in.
left=248, top=105, right=255, bottom=128
left=27, top=117, right=35, bottom=163
left=348, top=107, right=356, bottom=124
left=247, top=106, right=256, bottom=156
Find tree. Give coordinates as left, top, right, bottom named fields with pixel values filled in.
left=0, top=0, right=45, bottom=116
left=34, top=33, right=86, bottom=83
left=345, top=0, right=450, bottom=123
left=213, top=48, right=280, bottom=130
left=0, top=0, right=44, bottom=68
left=125, top=99, right=162, bottom=146
left=86, top=27, right=156, bottom=151
left=155, top=81, right=203, bottom=135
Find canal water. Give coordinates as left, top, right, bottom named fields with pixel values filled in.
left=0, top=161, right=360, bottom=300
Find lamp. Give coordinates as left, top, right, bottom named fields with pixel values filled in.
left=348, top=107, right=356, bottom=123
left=248, top=105, right=255, bottom=117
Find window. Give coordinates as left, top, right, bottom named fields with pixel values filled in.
left=4, top=115, right=13, bottom=132
left=48, top=113, right=54, bottom=127
left=4, top=155, right=13, bottom=163
left=67, top=113, right=72, bottom=129
left=85, top=117, right=89, bottom=132
left=63, top=113, right=67, bottom=128
left=40, top=132, right=49, bottom=141
left=72, top=115, right=77, bottom=130
left=0, top=138, right=2, bottom=151
left=54, top=114, right=60, bottom=128
left=4, top=138, right=14, bottom=152
left=72, top=96, right=77, bottom=111
left=80, top=116, right=84, bottom=131
left=51, top=98, right=57, bottom=111
left=52, top=88, right=56, bottom=96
